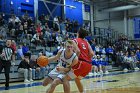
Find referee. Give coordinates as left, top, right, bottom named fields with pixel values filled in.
left=0, top=39, right=15, bottom=90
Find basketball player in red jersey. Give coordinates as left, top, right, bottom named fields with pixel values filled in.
left=66, top=28, right=94, bottom=93
left=43, top=28, right=93, bottom=93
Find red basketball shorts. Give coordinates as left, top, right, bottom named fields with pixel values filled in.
left=72, top=60, right=92, bottom=77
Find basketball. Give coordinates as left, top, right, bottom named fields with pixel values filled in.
left=37, top=56, right=49, bottom=67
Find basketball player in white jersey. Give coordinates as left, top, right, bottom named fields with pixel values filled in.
left=42, top=40, right=78, bottom=93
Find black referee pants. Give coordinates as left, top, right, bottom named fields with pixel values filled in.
left=0, top=60, right=11, bottom=87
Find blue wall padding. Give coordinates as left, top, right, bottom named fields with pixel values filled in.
left=65, top=0, right=83, bottom=25
left=0, top=0, right=34, bottom=17
left=0, top=0, right=83, bottom=26
left=134, top=18, right=140, bottom=39
left=38, top=0, right=62, bottom=19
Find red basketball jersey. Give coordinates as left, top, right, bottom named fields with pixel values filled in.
left=74, top=38, right=92, bottom=63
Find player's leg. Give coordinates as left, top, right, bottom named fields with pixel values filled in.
left=73, top=61, right=92, bottom=93
left=63, top=78, right=70, bottom=93
left=46, top=78, right=62, bottom=93
left=75, top=77, right=83, bottom=93
left=43, top=69, right=56, bottom=86
left=42, top=76, right=53, bottom=86
left=46, top=73, right=71, bottom=93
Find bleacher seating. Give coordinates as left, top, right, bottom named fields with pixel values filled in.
left=0, top=61, right=58, bottom=84
left=0, top=46, right=58, bottom=84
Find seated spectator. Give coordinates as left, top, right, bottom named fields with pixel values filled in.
left=18, top=53, right=33, bottom=83
left=102, top=48, right=106, bottom=54
left=50, top=32, right=57, bottom=47
left=122, top=51, right=131, bottom=72
left=22, top=43, right=29, bottom=56
left=52, top=42, right=64, bottom=55
left=101, top=54, right=109, bottom=74
left=36, top=23, right=42, bottom=35
left=56, top=34, right=63, bottom=45
left=39, top=32, right=46, bottom=47
left=0, top=27, right=7, bottom=39
left=95, top=45, right=100, bottom=55
left=90, top=38, right=96, bottom=51
left=136, top=49, right=140, bottom=68
left=31, top=32, right=42, bottom=46
left=91, top=55, right=103, bottom=76
left=17, top=43, right=24, bottom=60
left=123, top=51, right=139, bottom=72
left=0, top=35, right=5, bottom=46
left=10, top=40, right=16, bottom=59
left=0, top=14, right=5, bottom=26
left=130, top=51, right=139, bottom=71
left=30, top=55, right=46, bottom=79
left=116, top=51, right=124, bottom=67
left=106, top=45, right=114, bottom=63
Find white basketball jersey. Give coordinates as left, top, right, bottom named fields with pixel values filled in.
left=56, top=49, right=77, bottom=73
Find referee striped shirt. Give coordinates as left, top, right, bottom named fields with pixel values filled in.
left=1, top=47, right=13, bottom=61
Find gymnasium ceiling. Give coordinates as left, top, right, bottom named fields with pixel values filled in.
left=42, top=0, right=140, bottom=12
left=77, top=0, right=140, bottom=12
left=92, top=0, right=140, bottom=9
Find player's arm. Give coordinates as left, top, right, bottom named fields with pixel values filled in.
left=87, top=42, right=94, bottom=58
left=56, top=56, right=78, bottom=72
left=56, top=66, right=71, bottom=73
left=59, top=56, right=78, bottom=72
left=72, top=40, right=80, bottom=57
left=56, top=67, right=71, bottom=72
left=48, top=49, right=62, bottom=63
left=71, top=56, right=78, bottom=67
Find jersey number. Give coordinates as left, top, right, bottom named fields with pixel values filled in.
left=62, top=63, right=66, bottom=68
left=82, top=43, right=86, bottom=49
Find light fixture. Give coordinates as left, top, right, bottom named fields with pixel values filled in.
left=40, top=0, right=76, bottom=9
left=26, top=0, right=29, bottom=2
left=11, top=1, right=13, bottom=5
left=74, top=0, right=83, bottom=2
left=65, top=5, right=76, bottom=9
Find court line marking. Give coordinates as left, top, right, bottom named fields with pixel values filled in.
left=0, top=70, right=139, bottom=91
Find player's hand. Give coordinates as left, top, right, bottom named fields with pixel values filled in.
left=56, top=66, right=64, bottom=71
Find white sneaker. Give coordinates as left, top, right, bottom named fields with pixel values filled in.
left=24, top=79, right=30, bottom=83
left=136, top=67, right=139, bottom=70
left=29, top=79, right=34, bottom=82
left=123, top=68, right=128, bottom=72
left=134, top=67, right=139, bottom=71
left=97, top=72, right=101, bottom=75
left=105, top=71, right=109, bottom=74
left=88, top=72, right=94, bottom=76
left=100, top=70, right=103, bottom=74
left=93, top=72, right=97, bottom=76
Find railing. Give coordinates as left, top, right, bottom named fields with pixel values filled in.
left=93, top=27, right=131, bottom=46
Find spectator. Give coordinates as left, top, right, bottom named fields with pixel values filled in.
left=136, top=49, right=140, bottom=68
left=130, top=51, right=139, bottom=71
left=56, top=34, right=63, bottom=45
left=30, top=55, right=46, bottom=79
left=0, top=14, right=5, bottom=26
left=18, top=53, right=33, bottom=83
left=17, top=43, right=24, bottom=60
left=31, top=32, right=41, bottom=46
left=22, top=43, right=29, bottom=56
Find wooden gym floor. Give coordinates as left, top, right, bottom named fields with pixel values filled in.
left=0, top=71, right=140, bottom=93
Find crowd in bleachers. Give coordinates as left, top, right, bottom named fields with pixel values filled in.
left=0, top=12, right=140, bottom=84
left=88, top=35, right=140, bottom=76
left=0, top=12, right=81, bottom=83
